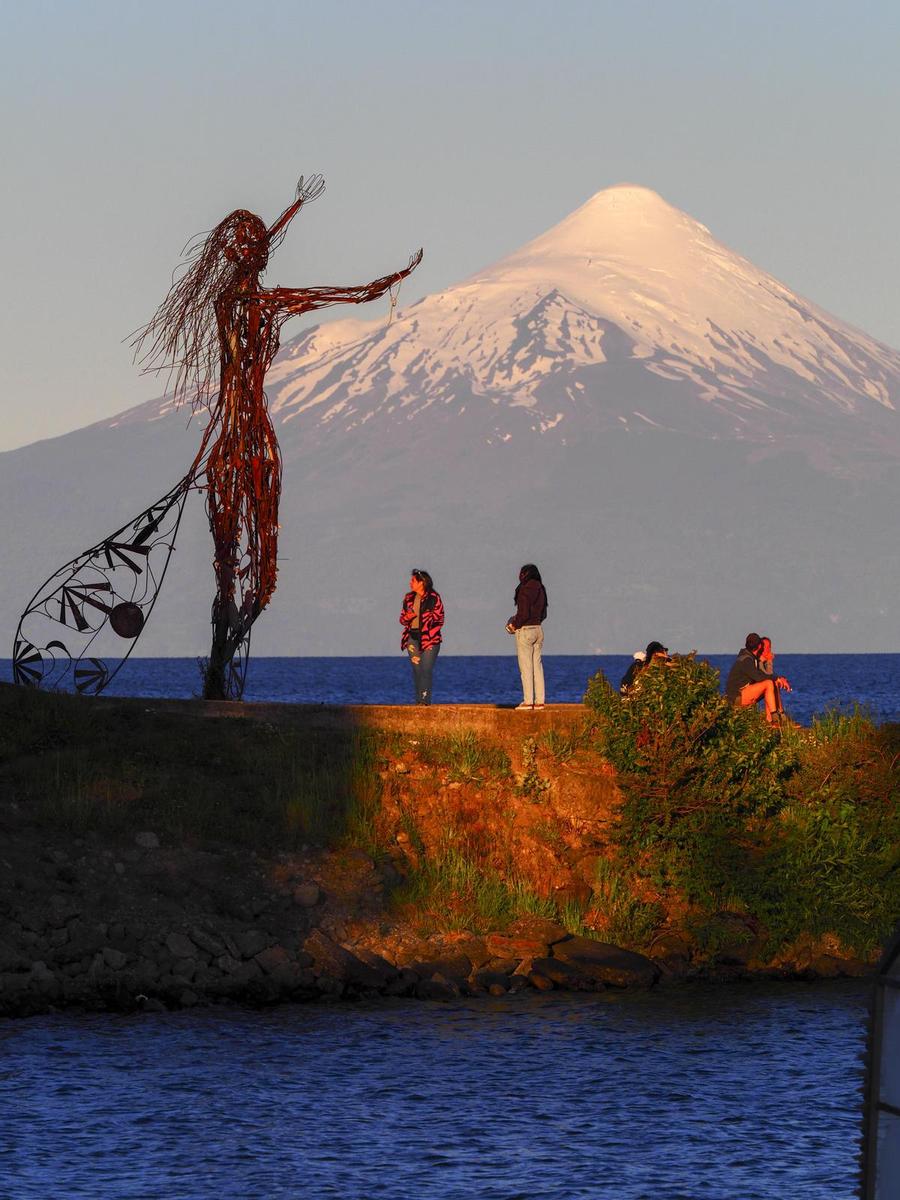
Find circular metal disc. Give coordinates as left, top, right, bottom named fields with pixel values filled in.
left=109, top=602, right=145, bottom=639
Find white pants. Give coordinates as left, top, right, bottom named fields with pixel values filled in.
left=515, top=625, right=545, bottom=705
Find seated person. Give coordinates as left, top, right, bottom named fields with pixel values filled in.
left=724, top=632, right=790, bottom=723
left=620, top=641, right=669, bottom=692
left=757, top=635, right=785, bottom=713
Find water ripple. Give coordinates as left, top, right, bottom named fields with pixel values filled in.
left=0, top=981, right=867, bottom=1199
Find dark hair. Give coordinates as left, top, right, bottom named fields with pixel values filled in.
left=745, top=632, right=762, bottom=652
left=132, top=209, right=271, bottom=413
left=645, top=641, right=668, bottom=659
left=515, top=563, right=548, bottom=617
left=411, top=568, right=434, bottom=593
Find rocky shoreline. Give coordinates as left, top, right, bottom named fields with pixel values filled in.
left=0, top=823, right=871, bottom=1020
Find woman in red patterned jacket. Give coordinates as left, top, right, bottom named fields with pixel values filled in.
left=399, top=569, right=445, bottom=705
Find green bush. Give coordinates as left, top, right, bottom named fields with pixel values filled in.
left=585, top=655, right=795, bottom=908
left=765, top=712, right=900, bottom=950
left=584, top=660, right=899, bottom=954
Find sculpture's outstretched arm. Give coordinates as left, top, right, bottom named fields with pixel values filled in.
left=251, top=249, right=423, bottom=317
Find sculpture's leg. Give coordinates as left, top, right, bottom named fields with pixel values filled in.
left=203, top=449, right=241, bottom=699
left=204, top=604, right=232, bottom=700
left=202, top=401, right=280, bottom=701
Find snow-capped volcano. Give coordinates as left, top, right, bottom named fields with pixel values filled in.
left=3, top=185, right=899, bottom=659
left=242, top=183, right=900, bottom=458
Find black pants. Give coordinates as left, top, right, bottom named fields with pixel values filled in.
left=407, top=640, right=440, bottom=704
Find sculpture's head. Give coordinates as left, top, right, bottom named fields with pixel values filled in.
left=219, top=210, right=270, bottom=272
left=132, top=174, right=326, bottom=409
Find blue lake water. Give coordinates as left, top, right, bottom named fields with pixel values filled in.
left=0, top=658, right=886, bottom=1196
left=3, top=653, right=898, bottom=725
left=0, top=983, right=868, bottom=1199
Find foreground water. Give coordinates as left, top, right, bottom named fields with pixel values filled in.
left=0, top=983, right=866, bottom=1199
left=3, top=653, right=897, bottom=725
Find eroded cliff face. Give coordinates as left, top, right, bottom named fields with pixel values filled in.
left=0, top=690, right=878, bottom=1019
left=377, top=739, right=621, bottom=910
left=358, top=730, right=872, bottom=980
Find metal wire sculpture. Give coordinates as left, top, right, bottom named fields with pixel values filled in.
left=13, top=176, right=422, bottom=699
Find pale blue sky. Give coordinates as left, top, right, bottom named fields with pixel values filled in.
left=1, top=0, right=898, bottom=450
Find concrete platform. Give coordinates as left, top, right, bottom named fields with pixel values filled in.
left=126, top=697, right=590, bottom=738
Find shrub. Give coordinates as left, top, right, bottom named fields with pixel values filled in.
left=764, top=712, right=900, bottom=950
left=584, top=661, right=899, bottom=955
left=585, top=655, right=796, bottom=909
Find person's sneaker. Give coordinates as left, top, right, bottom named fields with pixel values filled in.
left=533, top=704, right=545, bottom=710
left=516, top=702, right=533, bottom=710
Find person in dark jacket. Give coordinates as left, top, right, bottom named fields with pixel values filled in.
left=724, top=632, right=791, bottom=723
left=506, top=563, right=548, bottom=709
left=399, top=569, right=444, bottom=705
left=620, top=641, right=669, bottom=693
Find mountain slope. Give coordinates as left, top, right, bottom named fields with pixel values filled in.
left=251, top=183, right=899, bottom=461
left=2, top=185, right=899, bottom=663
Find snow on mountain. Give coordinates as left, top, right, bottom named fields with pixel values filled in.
left=245, top=183, right=900, bottom=457
left=4, top=185, right=900, bottom=659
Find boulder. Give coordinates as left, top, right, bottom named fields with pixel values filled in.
left=304, top=930, right=387, bottom=990
left=62, top=923, right=106, bottom=963
left=314, top=974, right=345, bottom=998
left=415, top=977, right=457, bottom=1001
left=16, top=909, right=46, bottom=934
left=292, top=883, right=321, bottom=908
left=507, top=917, right=571, bottom=946
left=649, top=931, right=694, bottom=980
left=29, top=961, right=61, bottom=999
left=229, top=961, right=264, bottom=987
left=233, top=929, right=269, bottom=959
left=838, top=957, right=871, bottom=978
left=353, top=948, right=400, bottom=982
left=485, top=934, right=549, bottom=960
left=429, top=935, right=490, bottom=969
left=102, top=947, right=129, bottom=970
left=189, top=928, right=226, bottom=958
left=172, top=958, right=198, bottom=982
left=551, top=937, right=658, bottom=988
left=132, top=958, right=161, bottom=985
left=383, top=967, right=419, bottom=997
left=485, top=957, right=521, bottom=975
left=138, top=996, right=167, bottom=1014
left=528, top=972, right=554, bottom=992
left=269, top=963, right=317, bottom=995
left=404, top=954, right=472, bottom=984
left=0, top=972, right=32, bottom=1014
left=704, top=913, right=759, bottom=966
left=46, top=895, right=79, bottom=928
left=254, top=945, right=292, bottom=975
left=810, top=954, right=844, bottom=979
left=528, top=957, right=596, bottom=991
left=165, top=932, right=198, bottom=959
left=473, top=968, right=513, bottom=991
left=0, top=940, right=28, bottom=973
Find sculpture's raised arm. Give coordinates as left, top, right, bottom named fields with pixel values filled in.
left=253, top=249, right=423, bottom=317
